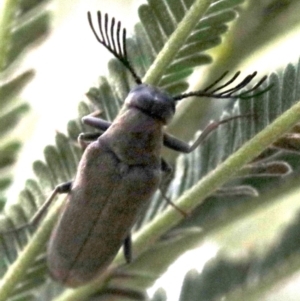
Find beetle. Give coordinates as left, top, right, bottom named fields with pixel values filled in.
left=5, top=11, right=269, bottom=287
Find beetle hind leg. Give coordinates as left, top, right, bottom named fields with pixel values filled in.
left=1, top=181, right=72, bottom=234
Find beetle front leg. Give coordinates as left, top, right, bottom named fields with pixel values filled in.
left=164, top=115, right=245, bottom=153
left=79, top=117, right=112, bottom=149
left=82, top=116, right=112, bottom=131
left=2, top=181, right=72, bottom=233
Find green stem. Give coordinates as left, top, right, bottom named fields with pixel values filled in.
left=143, top=0, right=212, bottom=86
left=0, top=197, right=63, bottom=301
left=134, top=97, right=300, bottom=252
left=0, top=0, right=17, bottom=71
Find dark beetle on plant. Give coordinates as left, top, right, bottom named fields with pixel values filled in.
left=7, top=12, right=269, bottom=287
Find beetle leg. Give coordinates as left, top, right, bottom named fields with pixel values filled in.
left=79, top=117, right=112, bottom=149
left=32, top=181, right=72, bottom=225
left=160, top=159, right=187, bottom=217
left=79, top=116, right=111, bottom=149
left=161, top=158, right=172, bottom=176
left=99, top=287, right=146, bottom=300
left=164, top=115, right=246, bottom=153
left=123, top=234, right=132, bottom=263
left=160, top=189, right=188, bottom=217
left=160, top=157, right=173, bottom=187
left=78, top=132, right=103, bottom=149
left=82, top=116, right=112, bottom=131
left=2, top=181, right=72, bottom=233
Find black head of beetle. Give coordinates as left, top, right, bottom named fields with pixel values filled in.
left=125, top=84, right=175, bottom=124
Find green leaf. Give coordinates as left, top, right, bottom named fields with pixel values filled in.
left=169, top=0, right=300, bottom=147
left=0, top=0, right=51, bottom=198
left=182, top=179, right=300, bottom=301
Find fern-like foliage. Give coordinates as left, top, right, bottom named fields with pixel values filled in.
left=172, top=201, right=300, bottom=301
left=1, top=0, right=300, bottom=301
left=0, top=0, right=50, bottom=200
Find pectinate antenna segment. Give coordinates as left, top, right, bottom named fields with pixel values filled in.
left=173, top=71, right=271, bottom=101
left=88, top=11, right=142, bottom=85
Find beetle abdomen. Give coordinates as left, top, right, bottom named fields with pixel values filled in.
left=47, top=141, right=160, bottom=286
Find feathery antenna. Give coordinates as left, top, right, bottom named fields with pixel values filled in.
left=87, top=11, right=142, bottom=84
left=88, top=12, right=271, bottom=101
left=173, top=71, right=271, bottom=101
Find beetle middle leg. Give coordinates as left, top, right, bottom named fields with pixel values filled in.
left=161, top=158, right=173, bottom=180
left=123, top=235, right=132, bottom=263
left=160, top=116, right=247, bottom=216
left=78, top=132, right=103, bottom=149
left=160, top=158, right=188, bottom=217
left=78, top=116, right=112, bottom=148
left=78, top=116, right=113, bottom=149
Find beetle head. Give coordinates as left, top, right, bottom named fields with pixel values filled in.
left=125, top=84, right=175, bottom=124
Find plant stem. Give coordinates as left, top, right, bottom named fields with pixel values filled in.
left=0, top=0, right=17, bottom=71
left=0, top=197, right=63, bottom=301
left=143, top=0, right=212, bottom=86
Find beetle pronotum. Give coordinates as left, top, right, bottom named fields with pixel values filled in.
left=4, top=11, right=269, bottom=287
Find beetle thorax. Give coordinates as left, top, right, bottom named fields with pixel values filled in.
left=99, top=107, right=163, bottom=166
left=125, top=84, right=175, bottom=124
